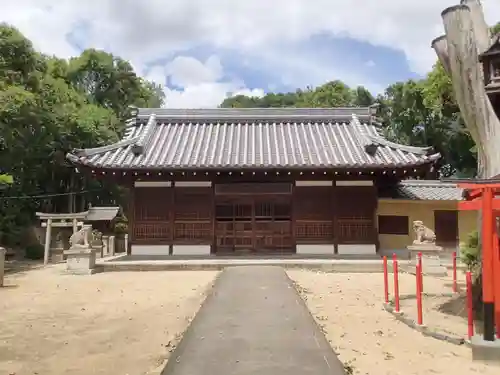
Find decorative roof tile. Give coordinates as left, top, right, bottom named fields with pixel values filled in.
left=67, top=108, right=440, bottom=170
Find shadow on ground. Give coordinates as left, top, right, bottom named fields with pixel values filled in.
left=4, top=260, right=44, bottom=276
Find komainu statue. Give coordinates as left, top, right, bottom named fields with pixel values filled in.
left=412, top=221, right=437, bottom=245
left=69, top=225, right=93, bottom=249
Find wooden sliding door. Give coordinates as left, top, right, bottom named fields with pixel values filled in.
left=214, top=183, right=293, bottom=253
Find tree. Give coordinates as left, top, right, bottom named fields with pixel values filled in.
left=377, top=70, right=476, bottom=177
left=221, top=81, right=372, bottom=108
left=431, top=1, right=500, bottom=178
left=0, top=24, right=164, bottom=248
left=352, top=86, right=375, bottom=106
left=430, top=0, right=500, bottom=322
left=67, top=49, right=165, bottom=122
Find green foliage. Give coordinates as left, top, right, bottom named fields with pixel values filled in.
left=490, top=22, right=500, bottom=35
left=24, top=243, right=44, bottom=260
left=221, top=81, right=374, bottom=109
left=114, top=221, right=128, bottom=235
left=0, top=174, right=13, bottom=184
left=113, top=212, right=129, bottom=235
left=460, top=230, right=480, bottom=271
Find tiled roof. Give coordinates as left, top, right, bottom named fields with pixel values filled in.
left=67, top=108, right=440, bottom=170
left=395, top=180, right=464, bottom=201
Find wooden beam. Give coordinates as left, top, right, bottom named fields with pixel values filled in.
left=41, top=221, right=84, bottom=228
left=458, top=182, right=500, bottom=189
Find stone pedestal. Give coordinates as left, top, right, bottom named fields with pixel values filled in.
left=0, top=247, right=6, bottom=287
left=470, top=335, right=500, bottom=364
left=407, top=244, right=447, bottom=276
left=64, top=247, right=98, bottom=275
left=109, top=236, right=115, bottom=256
left=124, top=234, right=129, bottom=254
left=92, top=245, right=103, bottom=259
left=102, top=236, right=109, bottom=257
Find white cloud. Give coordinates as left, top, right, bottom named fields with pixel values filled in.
left=166, top=55, right=223, bottom=88
left=145, top=56, right=264, bottom=108
left=365, top=60, right=376, bottom=68
left=2, top=0, right=500, bottom=107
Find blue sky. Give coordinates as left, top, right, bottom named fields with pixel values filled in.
left=142, top=35, right=422, bottom=96
left=3, top=0, right=499, bottom=107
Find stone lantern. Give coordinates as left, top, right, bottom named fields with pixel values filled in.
left=479, top=34, right=500, bottom=116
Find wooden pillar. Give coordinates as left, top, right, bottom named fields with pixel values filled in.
left=493, top=222, right=500, bottom=338
left=332, top=182, right=338, bottom=254
left=43, top=218, right=52, bottom=266
left=128, top=186, right=135, bottom=255
left=481, top=187, right=495, bottom=341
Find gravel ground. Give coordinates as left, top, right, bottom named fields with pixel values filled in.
left=288, top=270, right=499, bottom=375
left=0, top=265, right=218, bottom=375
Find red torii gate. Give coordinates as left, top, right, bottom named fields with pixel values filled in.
left=454, top=179, right=500, bottom=341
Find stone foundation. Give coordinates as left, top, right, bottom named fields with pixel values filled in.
left=172, top=245, right=210, bottom=256
left=407, top=244, right=447, bottom=276
left=296, top=244, right=334, bottom=255
left=470, top=335, right=500, bottom=364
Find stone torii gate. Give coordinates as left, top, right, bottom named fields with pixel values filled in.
left=36, top=207, right=119, bottom=265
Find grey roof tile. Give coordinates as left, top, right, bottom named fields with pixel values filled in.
left=396, top=180, right=464, bottom=200
left=67, top=108, right=440, bottom=170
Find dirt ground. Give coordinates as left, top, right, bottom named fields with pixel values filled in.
left=0, top=265, right=218, bottom=375
left=288, top=269, right=499, bottom=375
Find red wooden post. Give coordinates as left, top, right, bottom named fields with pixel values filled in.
left=416, top=263, right=423, bottom=326
left=418, top=252, right=423, bottom=293
left=452, top=251, right=457, bottom=293
left=493, top=229, right=500, bottom=339
left=383, top=256, right=389, bottom=304
left=482, top=188, right=496, bottom=341
left=466, top=271, right=474, bottom=340
left=393, top=253, right=400, bottom=313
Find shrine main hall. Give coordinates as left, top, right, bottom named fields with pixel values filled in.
left=67, top=107, right=473, bottom=256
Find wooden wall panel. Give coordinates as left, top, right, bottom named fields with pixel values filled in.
left=335, top=186, right=377, bottom=244
left=173, top=186, right=213, bottom=244
left=293, top=186, right=334, bottom=244
left=133, top=187, right=172, bottom=244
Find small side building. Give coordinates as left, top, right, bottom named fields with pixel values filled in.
left=378, top=180, right=476, bottom=253
left=67, top=107, right=452, bottom=257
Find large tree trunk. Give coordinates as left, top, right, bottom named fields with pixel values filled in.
left=432, top=0, right=500, bottom=178
left=431, top=0, right=500, bottom=317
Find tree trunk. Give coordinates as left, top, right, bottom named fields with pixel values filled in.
left=432, top=0, right=500, bottom=315
left=433, top=0, right=500, bottom=178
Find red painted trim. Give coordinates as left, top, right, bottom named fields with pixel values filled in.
left=383, top=256, right=389, bottom=303
left=466, top=272, right=474, bottom=339
left=482, top=188, right=494, bottom=303
left=393, top=254, right=400, bottom=313
left=458, top=199, right=500, bottom=211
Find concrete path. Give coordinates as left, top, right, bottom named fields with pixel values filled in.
left=161, top=266, right=346, bottom=375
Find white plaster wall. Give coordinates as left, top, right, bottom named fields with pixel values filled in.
left=172, top=245, right=211, bottom=256
left=335, top=180, right=374, bottom=186
left=131, top=245, right=170, bottom=256
left=337, top=244, right=376, bottom=255
left=134, top=181, right=171, bottom=187
left=295, top=180, right=333, bottom=186
left=296, top=244, right=335, bottom=255
left=174, top=181, right=211, bottom=187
